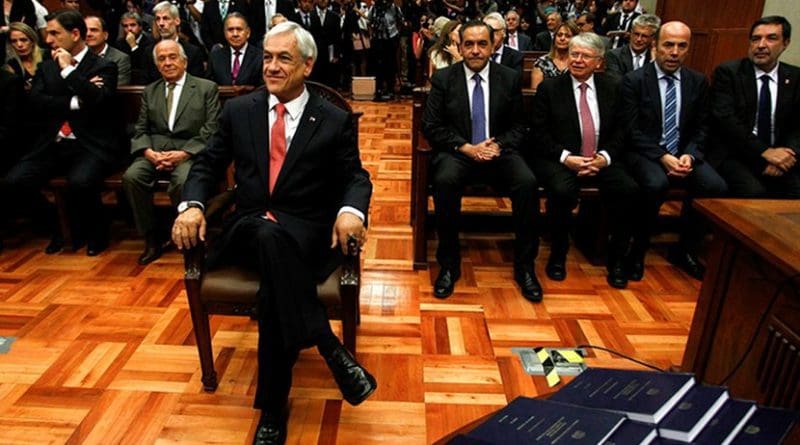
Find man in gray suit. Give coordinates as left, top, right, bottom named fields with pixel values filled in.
left=604, top=14, right=659, bottom=80
left=123, top=40, right=220, bottom=264
left=85, top=16, right=132, bottom=85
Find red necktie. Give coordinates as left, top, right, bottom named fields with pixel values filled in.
left=578, top=83, right=596, bottom=157
left=266, top=103, right=286, bottom=221
left=60, top=121, right=73, bottom=137
left=231, top=50, right=241, bottom=84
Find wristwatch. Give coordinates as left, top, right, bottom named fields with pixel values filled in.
left=177, top=201, right=203, bottom=213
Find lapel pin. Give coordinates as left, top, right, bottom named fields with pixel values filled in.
left=786, top=78, right=790, bottom=85
left=309, top=116, right=316, bottom=122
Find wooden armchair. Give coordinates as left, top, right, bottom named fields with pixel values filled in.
left=183, top=82, right=363, bottom=392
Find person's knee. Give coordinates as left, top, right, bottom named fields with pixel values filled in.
left=122, top=166, right=147, bottom=191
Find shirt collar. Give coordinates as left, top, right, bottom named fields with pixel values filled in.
left=464, top=61, right=490, bottom=83
left=269, top=87, right=310, bottom=120
left=99, top=43, right=109, bottom=57
left=654, top=62, right=681, bottom=81
left=629, top=46, right=645, bottom=60
left=570, top=74, right=596, bottom=91
left=168, top=71, right=188, bottom=86
left=754, top=64, right=779, bottom=83
left=73, top=45, right=90, bottom=65
left=231, top=42, right=248, bottom=56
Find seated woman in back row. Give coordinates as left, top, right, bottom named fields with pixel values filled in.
left=531, top=21, right=579, bottom=91
left=428, top=20, right=462, bottom=78
left=2, top=22, right=44, bottom=91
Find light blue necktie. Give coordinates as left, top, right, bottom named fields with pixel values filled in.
left=471, top=74, right=486, bottom=145
left=663, top=75, right=679, bottom=155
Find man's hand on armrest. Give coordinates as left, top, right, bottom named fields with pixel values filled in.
left=331, top=212, right=366, bottom=255
left=173, top=207, right=206, bottom=250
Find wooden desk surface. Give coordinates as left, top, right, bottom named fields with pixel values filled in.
left=693, top=199, right=800, bottom=277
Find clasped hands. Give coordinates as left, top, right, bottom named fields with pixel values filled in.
left=460, top=138, right=501, bottom=162
left=660, top=153, right=693, bottom=177
left=144, top=148, right=191, bottom=171
left=565, top=154, right=608, bottom=176
left=762, top=147, right=796, bottom=177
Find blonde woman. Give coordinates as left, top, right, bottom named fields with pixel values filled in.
left=427, top=20, right=461, bottom=78
left=530, top=21, right=579, bottom=90
left=3, top=21, right=42, bottom=90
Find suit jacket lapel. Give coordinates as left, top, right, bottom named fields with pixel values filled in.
left=249, top=92, right=270, bottom=192
left=242, top=45, right=259, bottom=81
left=623, top=48, right=634, bottom=72
left=454, top=66, right=471, bottom=140
left=563, top=75, right=581, bottom=147
left=595, top=75, right=613, bottom=137
left=152, top=79, right=169, bottom=128
left=776, top=62, right=794, bottom=135
left=488, top=64, right=500, bottom=137
left=273, top=91, right=323, bottom=194
left=741, top=59, right=757, bottom=126
left=223, top=49, right=233, bottom=84
left=173, top=75, right=194, bottom=123
left=644, top=64, right=662, bottom=126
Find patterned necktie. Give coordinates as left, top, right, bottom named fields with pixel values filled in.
left=165, top=82, right=177, bottom=124
left=232, top=50, right=241, bottom=84
left=510, top=33, right=517, bottom=49
left=663, top=76, right=679, bottom=155
left=471, top=74, right=486, bottom=145
left=266, top=103, right=287, bottom=221
left=757, top=74, right=772, bottom=145
left=578, top=83, right=596, bottom=157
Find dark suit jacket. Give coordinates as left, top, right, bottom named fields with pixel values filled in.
left=0, top=70, right=23, bottom=169
left=103, top=45, right=132, bottom=86
left=532, top=72, right=623, bottom=162
left=27, top=51, right=120, bottom=164
left=499, top=46, right=524, bottom=80
left=247, top=0, right=297, bottom=45
left=200, top=0, right=249, bottom=50
left=505, top=31, right=533, bottom=52
left=183, top=89, right=372, bottom=277
left=709, top=58, right=800, bottom=170
left=131, top=73, right=221, bottom=156
left=622, top=63, right=708, bottom=162
left=132, top=39, right=207, bottom=85
left=206, top=43, right=264, bottom=86
left=604, top=44, right=650, bottom=80
left=0, top=0, right=36, bottom=64
left=533, top=30, right=552, bottom=51
left=114, top=33, right=154, bottom=56
left=603, top=11, right=640, bottom=47
left=311, top=8, right=342, bottom=64
left=422, top=61, right=526, bottom=155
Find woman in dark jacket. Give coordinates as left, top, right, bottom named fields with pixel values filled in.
left=0, top=0, right=38, bottom=63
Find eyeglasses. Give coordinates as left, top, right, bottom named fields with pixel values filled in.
left=568, top=51, right=600, bottom=60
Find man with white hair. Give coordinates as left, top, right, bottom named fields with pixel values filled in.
left=532, top=32, right=639, bottom=289
left=483, top=12, right=523, bottom=78
left=504, top=10, right=532, bottom=51
left=534, top=11, right=561, bottom=51
left=173, top=21, right=375, bottom=445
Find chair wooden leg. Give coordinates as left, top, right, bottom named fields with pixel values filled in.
left=340, top=285, right=358, bottom=355
left=185, top=278, right=218, bottom=391
left=53, top=187, right=72, bottom=248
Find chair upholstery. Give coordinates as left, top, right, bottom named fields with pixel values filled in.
left=183, top=81, right=363, bottom=391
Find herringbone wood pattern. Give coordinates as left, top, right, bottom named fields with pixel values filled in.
left=0, top=99, right=700, bottom=444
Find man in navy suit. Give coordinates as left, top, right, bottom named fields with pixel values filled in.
left=622, top=22, right=727, bottom=281
left=710, top=16, right=800, bottom=198
left=604, top=14, right=659, bottom=80
left=206, top=13, right=264, bottom=87
left=533, top=32, right=639, bottom=289
left=504, top=10, right=532, bottom=51
left=603, top=0, right=640, bottom=49
left=483, top=12, right=523, bottom=79
left=6, top=9, right=120, bottom=255
left=172, top=22, right=376, bottom=445
left=200, top=0, right=249, bottom=50
left=422, top=20, right=541, bottom=302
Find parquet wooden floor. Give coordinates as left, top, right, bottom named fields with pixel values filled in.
left=0, top=99, right=701, bottom=444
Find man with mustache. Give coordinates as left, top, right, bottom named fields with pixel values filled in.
left=709, top=16, right=800, bottom=198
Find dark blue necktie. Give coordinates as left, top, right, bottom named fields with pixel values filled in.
left=471, top=74, right=486, bottom=144
left=757, top=74, right=772, bottom=145
left=663, top=75, right=679, bottom=155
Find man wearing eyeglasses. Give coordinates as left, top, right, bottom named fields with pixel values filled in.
left=605, top=14, right=660, bottom=80
left=532, top=32, right=639, bottom=289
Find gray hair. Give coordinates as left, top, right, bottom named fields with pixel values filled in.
left=569, top=32, right=606, bottom=57
left=263, top=21, right=317, bottom=63
left=504, top=9, right=520, bottom=20
left=153, top=1, right=180, bottom=19
left=483, top=12, right=506, bottom=32
left=152, top=39, right=187, bottom=62
left=120, top=11, right=142, bottom=25
left=632, top=14, right=661, bottom=32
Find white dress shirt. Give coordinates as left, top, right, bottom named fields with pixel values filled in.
left=230, top=43, right=248, bottom=72
left=166, top=72, right=188, bottom=131
left=57, top=45, right=91, bottom=140
left=464, top=62, right=491, bottom=140
left=629, top=46, right=645, bottom=70
left=565, top=75, right=611, bottom=164
left=752, top=64, right=779, bottom=144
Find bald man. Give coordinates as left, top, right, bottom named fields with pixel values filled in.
left=621, top=21, right=727, bottom=281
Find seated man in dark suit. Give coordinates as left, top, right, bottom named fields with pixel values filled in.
left=483, top=12, right=523, bottom=79
left=131, top=1, right=206, bottom=84
left=172, top=21, right=376, bottom=445
left=85, top=16, right=132, bottom=85
left=603, top=0, right=640, bottom=49
left=533, top=11, right=561, bottom=51
left=422, top=20, right=541, bottom=302
left=505, top=10, right=532, bottom=51
left=200, top=0, right=249, bottom=50
left=533, top=32, right=639, bottom=289
left=123, top=40, right=220, bottom=265
left=6, top=9, right=120, bottom=255
left=604, top=14, right=659, bottom=80
left=622, top=21, right=728, bottom=281
left=0, top=69, right=22, bottom=175
left=245, top=0, right=296, bottom=46
left=206, top=13, right=264, bottom=87
left=710, top=15, right=800, bottom=198
left=115, top=12, right=154, bottom=56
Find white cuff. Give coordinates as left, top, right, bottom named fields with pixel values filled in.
left=70, top=96, right=80, bottom=110
left=60, top=65, right=76, bottom=79
left=598, top=150, right=611, bottom=166
left=559, top=149, right=571, bottom=163
left=338, top=206, right=365, bottom=222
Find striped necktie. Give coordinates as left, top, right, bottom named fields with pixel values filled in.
left=663, top=76, right=679, bottom=155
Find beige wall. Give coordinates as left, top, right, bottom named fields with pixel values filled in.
left=639, top=0, right=658, bottom=16
left=763, top=0, right=800, bottom=66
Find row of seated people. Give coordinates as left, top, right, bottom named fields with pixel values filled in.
left=421, top=16, right=800, bottom=303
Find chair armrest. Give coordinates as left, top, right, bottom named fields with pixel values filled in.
left=182, top=189, right=236, bottom=280
left=340, top=235, right=361, bottom=287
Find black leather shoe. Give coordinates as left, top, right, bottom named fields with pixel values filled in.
left=668, top=250, right=705, bottom=281
left=514, top=268, right=543, bottom=302
left=324, top=345, right=377, bottom=406
left=607, top=262, right=628, bottom=289
left=253, top=414, right=287, bottom=445
left=433, top=268, right=460, bottom=299
left=45, top=235, right=64, bottom=254
left=86, top=238, right=108, bottom=257
left=545, top=259, right=566, bottom=281
left=138, top=243, right=163, bottom=265
left=625, top=255, right=645, bottom=281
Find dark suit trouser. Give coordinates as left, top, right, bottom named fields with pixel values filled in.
left=432, top=150, right=539, bottom=271
left=534, top=159, right=639, bottom=264
left=5, top=141, right=113, bottom=241
left=716, top=158, right=800, bottom=199
left=625, top=152, right=728, bottom=256
left=225, top=215, right=333, bottom=412
left=122, top=157, right=193, bottom=237
left=371, top=36, right=399, bottom=94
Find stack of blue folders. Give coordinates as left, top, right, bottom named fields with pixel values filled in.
left=450, top=368, right=798, bottom=445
